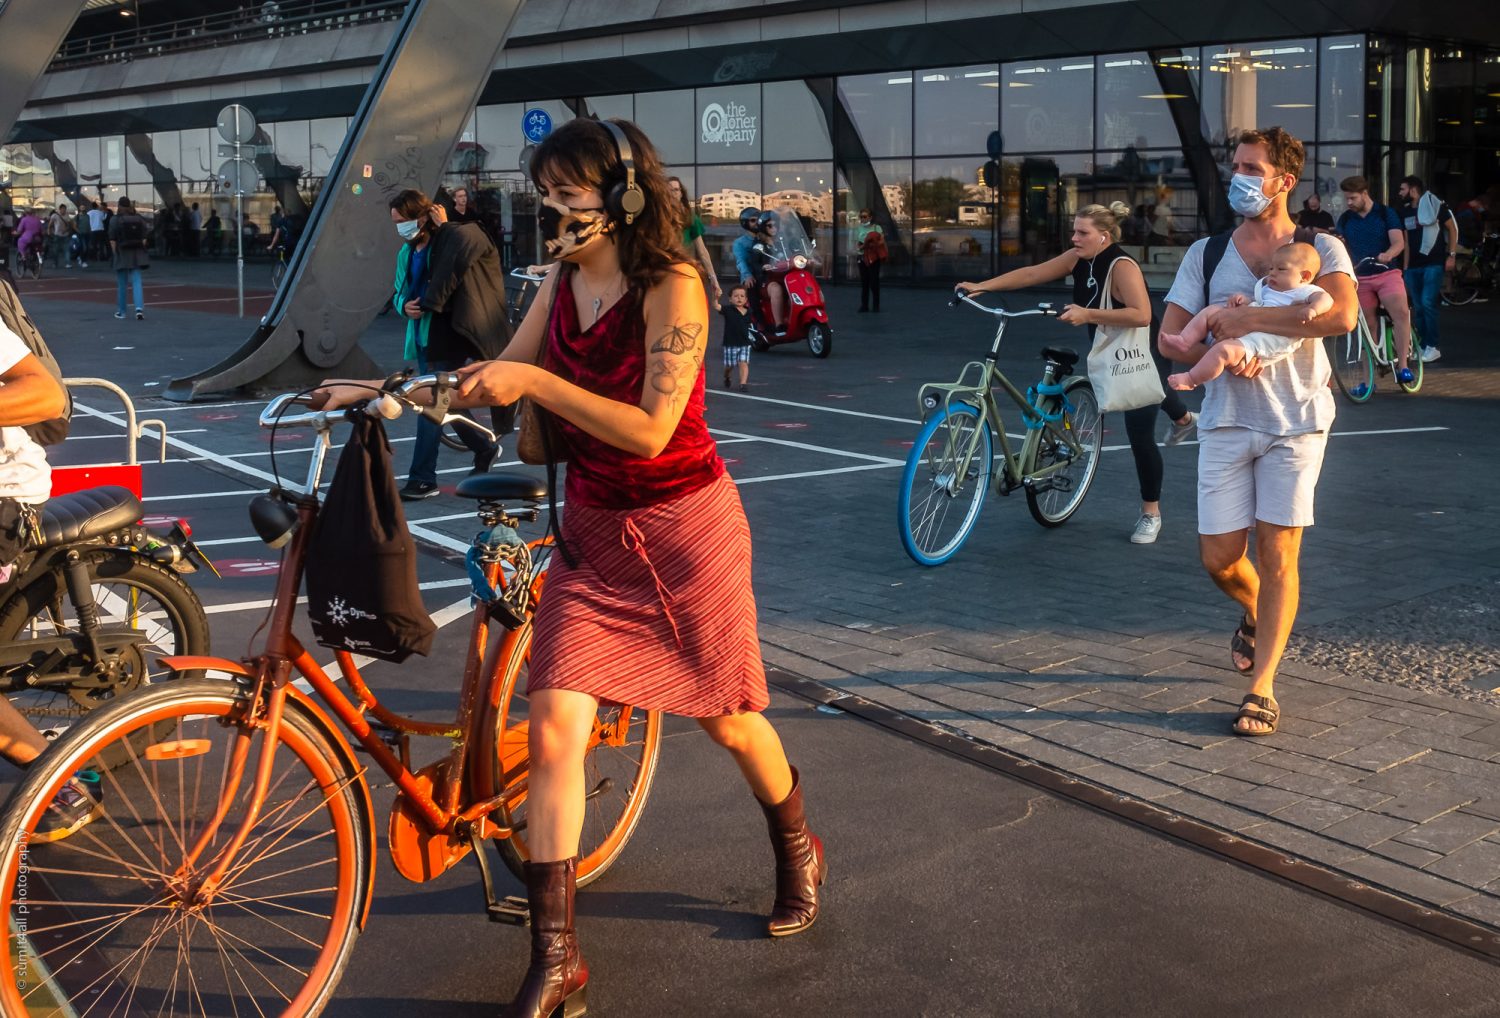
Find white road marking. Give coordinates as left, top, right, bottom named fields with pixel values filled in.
left=204, top=577, right=470, bottom=615
left=74, top=400, right=473, bottom=555
left=710, top=428, right=904, bottom=465
left=1100, top=423, right=1450, bottom=453
left=710, top=388, right=918, bottom=425
left=736, top=463, right=899, bottom=485
left=65, top=429, right=207, bottom=442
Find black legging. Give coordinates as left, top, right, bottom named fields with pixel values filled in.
left=1122, top=339, right=1188, bottom=503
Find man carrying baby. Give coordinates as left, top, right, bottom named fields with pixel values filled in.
left=1161, top=242, right=1334, bottom=390
left=1160, top=126, right=1358, bottom=737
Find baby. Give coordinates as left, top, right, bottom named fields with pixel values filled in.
left=1162, top=242, right=1334, bottom=390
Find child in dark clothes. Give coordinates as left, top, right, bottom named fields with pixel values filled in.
left=720, top=284, right=753, bottom=391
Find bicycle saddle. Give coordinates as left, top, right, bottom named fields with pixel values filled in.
left=1041, top=346, right=1080, bottom=371
left=37, top=486, right=142, bottom=547
left=454, top=472, right=547, bottom=502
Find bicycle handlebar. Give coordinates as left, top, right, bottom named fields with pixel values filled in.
left=510, top=267, right=548, bottom=283
left=948, top=289, right=1060, bottom=318
left=259, top=372, right=478, bottom=434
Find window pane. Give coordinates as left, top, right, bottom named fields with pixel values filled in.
left=696, top=84, right=761, bottom=163
left=474, top=105, right=521, bottom=179
left=912, top=157, right=994, bottom=278
left=102, top=137, right=125, bottom=184
left=179, top=129, right=214, bottom=189
left=763, top=162, right=833, bottom=276
left=1477, top=51, right=1500, bottom=148
left=1431, top=48, right=1473, bottom=148
left=696, top=164, right=760, bottom=276
left=1091, top=148, right=1198, bottom=244
left=586, top=95, right=633, bottom=121
left=998, top=153, right=1093, bottom=267
left=1097, top=52, right=1196, bottom=150
left=1200, top=40, right=1316, bottom=146
left=837, top=73, right=912, bottom=158
left=761, top=80, right=832, bottom=161
left=1311, top=144, right=1361, bottom=219
left=836, top=158, right=911, bottom=278
left=914, top=65, right=998, bottom=156
left=1318, top=36, right=1365, bottom=142
left=1004, top=57, right=1094, bottom=152
left=634, top=90, right=694, bottom=165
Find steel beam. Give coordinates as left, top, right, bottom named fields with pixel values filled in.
left=0, top=0, right=84, bottom=150
left=166, top=0, right=525, bottom=400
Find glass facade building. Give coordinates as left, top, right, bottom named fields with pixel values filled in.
left=6, top=30, right=1500, bottom=285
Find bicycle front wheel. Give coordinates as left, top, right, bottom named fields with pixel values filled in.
left=483, top=627, right=664, bottom=887
left=1399, top=321, right=1424, bottom=393
left=898, top=401, right=992, bottom=566
left=1024, top=376, right=1102, bottom=527
left=0, top=680, right=369, bottom=1018
left=1325, top=329, right=1374, bottom=403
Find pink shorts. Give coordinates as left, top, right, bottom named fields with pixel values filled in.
left=1355, top=268, right=1408, bottom=314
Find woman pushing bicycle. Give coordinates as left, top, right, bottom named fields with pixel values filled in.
left=321, top=118, right=825, bottom=1018
left=957, top=202, right=1197, bottom=545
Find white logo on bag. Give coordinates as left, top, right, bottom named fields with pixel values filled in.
left=327, top=596, right=376, bottom=628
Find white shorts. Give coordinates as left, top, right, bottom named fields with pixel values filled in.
left=1235, top=330, right=1301, bottom=367
left=1197, top=427, right=1328, bottom=534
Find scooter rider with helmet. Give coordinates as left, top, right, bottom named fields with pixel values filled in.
left=733, top=207, right=788, bottom=337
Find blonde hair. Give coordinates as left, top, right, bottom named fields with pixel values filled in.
left=1076, top=201, right=1131, bottom=242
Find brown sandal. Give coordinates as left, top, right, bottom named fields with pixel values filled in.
left=1232, top=694, right=1279, bottom=737
left=1230, top=616, right=1256, bottom=674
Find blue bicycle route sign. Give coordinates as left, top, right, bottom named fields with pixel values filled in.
left=522, top=108, right=553, bottom=144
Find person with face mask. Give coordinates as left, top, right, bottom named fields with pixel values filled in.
left=388, top=188, right=509, bottom=499
left=1336, top=175, right=1414, bottom=383
left=1160, top=127, right=1359, bottom=738
left=319, top=118, right=825, bottom=1018
left=957, top=201, right=1197, bottom=545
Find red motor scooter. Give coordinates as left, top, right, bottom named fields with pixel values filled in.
left=746, top=207, right=833, bottom=359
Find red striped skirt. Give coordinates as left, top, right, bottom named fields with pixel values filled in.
left=527, top=473, right=769, bottom=717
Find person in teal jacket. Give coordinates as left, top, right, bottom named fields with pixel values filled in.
left=392, top=203, right=434, bottom=363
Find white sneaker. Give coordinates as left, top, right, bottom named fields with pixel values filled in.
left=1420, top=346, right=1441, bottom=363
left=1130, top=514, right=1161, bottom=544
left=1164, top=411, right=1197, bottom=447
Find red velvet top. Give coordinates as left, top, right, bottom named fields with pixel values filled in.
left=544, top=276, right=724, bottom=510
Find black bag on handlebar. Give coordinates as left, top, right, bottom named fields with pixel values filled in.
left=304, top=413, right=435, bottom=662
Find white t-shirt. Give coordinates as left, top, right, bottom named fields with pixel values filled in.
left=0, top=324, right=53, bottom=505
left=86, top=208, right=105, bottom=232
left=1165, top=232, right=1353, bottom=436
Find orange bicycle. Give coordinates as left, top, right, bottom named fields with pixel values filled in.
left=0, top=374, right=662, bottom=1016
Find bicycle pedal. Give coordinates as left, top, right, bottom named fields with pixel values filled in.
left=487, top=895, right=530, bottom=926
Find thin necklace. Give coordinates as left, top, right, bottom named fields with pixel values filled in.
left=581, top=271, right=624, bottom=325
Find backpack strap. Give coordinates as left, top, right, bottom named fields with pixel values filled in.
left=1200, top=231, right=1233, bottom=309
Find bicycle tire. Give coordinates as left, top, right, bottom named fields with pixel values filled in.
left=439, top=424, right=470, bottom=452
left=1325, top=328, right=1374, bottom=403
left=897, top=401, right=992, bottom=566
left=0, top=679, right=369, bottom=1018
left=1399, top=321, right=1424, bottom=393
left=1443, top=254, right=1479, bottom=305
left=0, top=551, right=210, bottom=727
left=480, top=624, right=664, bottom=887
left=271, top=258, right=286, bottom=288
left=1024, top=376, right=1102, bottom=528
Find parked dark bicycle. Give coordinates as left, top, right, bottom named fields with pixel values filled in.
left=1444, top=231, right=1500, bottom=305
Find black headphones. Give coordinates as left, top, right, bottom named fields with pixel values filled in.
left=598, top=120, right=646, bottom=226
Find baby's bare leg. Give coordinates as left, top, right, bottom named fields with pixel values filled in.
left=1167, top=340, right=1248, bottom=390
left=1159, top=306, right=1218, bottom=356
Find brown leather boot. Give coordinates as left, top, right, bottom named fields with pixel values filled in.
left=759, top=766, right=826, bottom=937
left=501, top=858, right=588, bottom=1018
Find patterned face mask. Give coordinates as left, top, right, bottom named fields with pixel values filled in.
left=537, top=196, right=612, bottom=261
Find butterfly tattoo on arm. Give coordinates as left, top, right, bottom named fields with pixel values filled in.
left=650, top=322, right=703, bottom=355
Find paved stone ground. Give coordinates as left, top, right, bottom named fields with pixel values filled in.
left=18, top=257, right=1500, bottom=934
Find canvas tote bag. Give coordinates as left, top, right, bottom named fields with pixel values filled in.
left=1085, top=257, right=1165, bottom=413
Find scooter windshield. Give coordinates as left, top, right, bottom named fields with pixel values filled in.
left=755, top=207, right=816, bottom=267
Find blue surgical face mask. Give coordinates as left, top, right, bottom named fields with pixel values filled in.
left=395, top=219, right=421, bottom=240
left=1228, top=173, right=1277, bottom=218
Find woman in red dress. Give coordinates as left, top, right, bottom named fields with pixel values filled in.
left=330, top=118, right=824, bottom=1018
